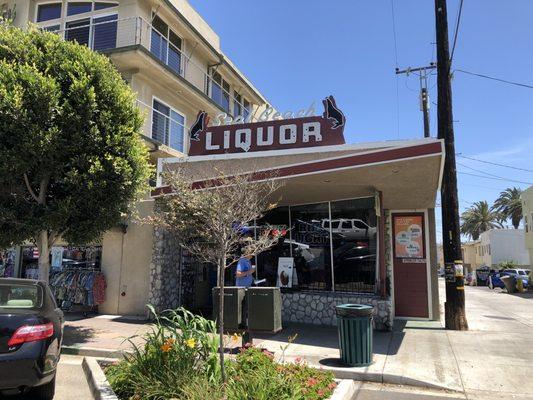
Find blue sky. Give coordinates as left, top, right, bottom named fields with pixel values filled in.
left=189, top=0, right=533, bottom=240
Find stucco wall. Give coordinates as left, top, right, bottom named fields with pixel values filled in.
left=100, top=200, right=154, bottom=316
left=428, top=208, right=440, bottom=320
left=522, top=187, right=533, bottom=257
left=480, top=229, right=530, bottom=267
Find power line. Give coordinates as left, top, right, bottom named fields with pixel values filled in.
left=458, top=171, right=533, bottom=185
left=456, top=154, right=533, bottom=173
left=449, top=0, right=464, bottom=67
left=457, top=162, right=515, bottom=181
left=459, top=182, right=513, bottom=191
left=390, top=0, right=400, bottom=138
left=454, top=69, right=533, bottom=90
left=390, top=0, right=399, bottom=67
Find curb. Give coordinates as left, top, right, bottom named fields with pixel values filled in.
left=316, top=363, right=462, bottom=393
left=82, top=357, right=119, bottom=400
left=70, top=346, right=463, bottom=394
left=62, top=346, right=127, bottom=359
left=329, top=380, right=357, bottom=400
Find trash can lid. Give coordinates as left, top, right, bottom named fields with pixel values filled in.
left=335, top=303, right=374, bottom=317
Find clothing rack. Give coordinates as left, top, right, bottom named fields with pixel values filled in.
left=49, top=267, right=106, bottom=316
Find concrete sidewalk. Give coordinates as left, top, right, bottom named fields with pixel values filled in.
left=62, top=280, right=533, bottom=399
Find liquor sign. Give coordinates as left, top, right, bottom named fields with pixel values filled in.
left=188, top=96, right=346, bottom=156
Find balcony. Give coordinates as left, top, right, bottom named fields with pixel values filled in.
left=56, top=16, right=250, bottom=119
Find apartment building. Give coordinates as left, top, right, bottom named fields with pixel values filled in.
left=3, top=0, right=272, bottom=315
left=521, top=186, right=533, bottom=267
left=477, top=229, right=530, bottom=268
left=1, top=1, right=445, bottom=327
left=461, top=241, right=483, bottom=273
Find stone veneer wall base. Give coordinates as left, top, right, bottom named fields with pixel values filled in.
left=281, top=292, right=393, bottom=331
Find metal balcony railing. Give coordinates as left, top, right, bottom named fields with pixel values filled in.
left=55, top=16, right=253, bottom=119
left=136, top=99, right=187, bottom=153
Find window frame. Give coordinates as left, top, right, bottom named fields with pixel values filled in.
left=150, top=13, right=184, bottom=76
left=209, top=70, right=231, bottom=113
left=151, top=96, right=187, bottom=153
left=35, top=1, right=63, bottom=27
left=35, top=0, right=119, bottom=34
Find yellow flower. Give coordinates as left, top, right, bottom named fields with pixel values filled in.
left=232, top=333, right=240, bottom=343
left=185, top=338, right=196, bottom=348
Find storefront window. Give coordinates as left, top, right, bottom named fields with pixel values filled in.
left=0, top=249, right=16, bottom=278
left=290, top=202, right=332, bottom=291
left=255, top=206, right=290, bottom=287
left=331, top=198, right=377, bottom=293
left=256, top=197, right=377, bottom=294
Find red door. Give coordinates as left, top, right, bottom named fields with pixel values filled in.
left=392, top=213, right=429, bottom=318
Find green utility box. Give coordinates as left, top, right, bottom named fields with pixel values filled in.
left=246, top=287, right=282, bottom=332
left=212, top=287, right=246, bottom=331
left=336, top=304, right=374, bottom=367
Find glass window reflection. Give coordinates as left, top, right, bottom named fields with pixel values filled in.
left=331, top=198, right=377, bottom=293
left=290, top=202, right=332, bottom=291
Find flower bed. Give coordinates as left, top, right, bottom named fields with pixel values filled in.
left=105, top=307, right=336, bottom=400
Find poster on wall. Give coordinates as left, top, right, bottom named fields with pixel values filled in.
left=394, top=215, right=424, bottom=259
left=277, top=257, right=295, bottom=288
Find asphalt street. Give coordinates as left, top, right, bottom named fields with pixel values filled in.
left=2, top=355, right=92, bottom=400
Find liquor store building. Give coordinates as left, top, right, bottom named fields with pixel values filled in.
left=150, top=136, right=445, bottom=331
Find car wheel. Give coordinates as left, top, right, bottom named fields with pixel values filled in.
left=30, top=377, right=56, bottom=400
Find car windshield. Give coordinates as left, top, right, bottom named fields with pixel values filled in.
left=0, top=283, right=42, bottom=309
left=518, top=271, right=527, bottom=275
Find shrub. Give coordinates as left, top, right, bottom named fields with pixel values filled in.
left=106, top=308, right=336, bottom=400
left=106, top=306, right=219, bottom=399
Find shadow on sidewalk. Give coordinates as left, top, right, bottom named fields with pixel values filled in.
left=62, top=325, right=96, bottom=346
left=253, top=322, right=397, bottom=356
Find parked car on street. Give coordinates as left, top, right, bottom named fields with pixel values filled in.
left=0, top=278, right=64, bottom=399
left=488, top=269, right=529, bottom=290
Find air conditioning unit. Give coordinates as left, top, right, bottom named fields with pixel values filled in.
left=212, top=287, right=246, bottom=331
left=246, top=287, right=282, bottom=332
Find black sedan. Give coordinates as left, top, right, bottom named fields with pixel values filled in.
left=0, top=278, right=64, bottom=399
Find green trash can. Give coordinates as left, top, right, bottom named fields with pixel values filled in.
left=336, top=304, right=373, bottom=367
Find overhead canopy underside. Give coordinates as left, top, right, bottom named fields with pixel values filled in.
left=156, top=138, right=444, bottom=210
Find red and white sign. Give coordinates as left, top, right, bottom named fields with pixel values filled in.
left=188, top=96, right=346, bottom=156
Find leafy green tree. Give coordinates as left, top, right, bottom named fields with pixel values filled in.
left=460, top=201, right=502, bottom=240
left=493, top=187, right=523, bottom=229
left=0, top=25, right=151, bottom=280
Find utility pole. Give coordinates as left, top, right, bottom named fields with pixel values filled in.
left=435, top=0, right=468, bottom=330
left=396, top=64, right=436, bottom=138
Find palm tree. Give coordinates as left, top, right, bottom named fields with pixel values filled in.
left=493, top=187, right=523, bottom=229
left=460, top=201, right=503, bottom=240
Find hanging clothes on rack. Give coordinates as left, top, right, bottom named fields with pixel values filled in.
left=49, top=270, right=107, bottom=309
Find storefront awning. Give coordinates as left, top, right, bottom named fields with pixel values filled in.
left=153, top=138, right=444, bottom=210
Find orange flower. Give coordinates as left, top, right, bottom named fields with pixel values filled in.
left=327, top=382, right=337, bottom=390
left=318, top=389, right=325, bottom=396
left=306, top=377, right=318, bottom=387
left=161, top=338, right=175, bottom=353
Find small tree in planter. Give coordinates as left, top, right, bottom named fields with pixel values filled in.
left=148, top=167, right=284, bottom=381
